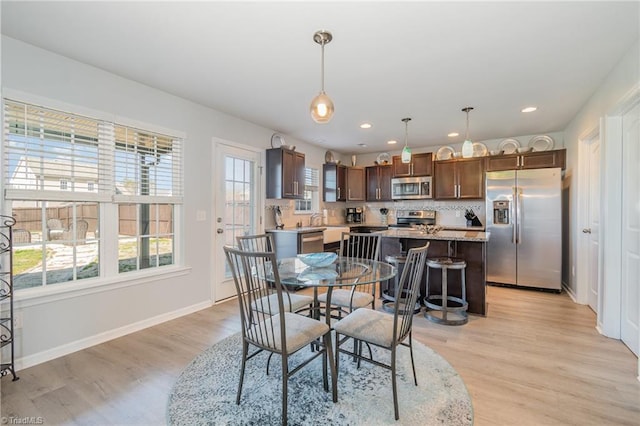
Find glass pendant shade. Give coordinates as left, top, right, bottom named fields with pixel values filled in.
left=401, top=117, right=412, bottom=163
left=461, top=139, right=474, bottom=158
left=401, top=146, right=412, bottom=163
left=310, top=92, right=334, bottom=123
left=461, top=106, right=475, bottom=158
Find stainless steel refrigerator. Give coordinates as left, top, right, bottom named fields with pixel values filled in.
left=485, top=168, right=562, bottom=290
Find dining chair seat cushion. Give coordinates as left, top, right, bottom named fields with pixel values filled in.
left=333, top=308, right=402, bottom=349
left=317, top=289, right=374, bottom=310
left=250, top=312, right=330, bottom=353
left=251, top=293, right=314, bottom=315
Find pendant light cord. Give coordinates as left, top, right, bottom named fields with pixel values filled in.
left=320, top=42, right=325, bottom=93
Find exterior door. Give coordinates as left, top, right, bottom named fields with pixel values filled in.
left=213, top=142, right=262, bottom=302
left=585, top=138, right=601, bottom=313
left=621, top=103, right=639, bottom=356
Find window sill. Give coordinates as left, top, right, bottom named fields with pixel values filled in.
left=13, top=265, right=192, bottom=309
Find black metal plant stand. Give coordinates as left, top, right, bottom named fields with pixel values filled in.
left=1, top=215, right=19, bottom=381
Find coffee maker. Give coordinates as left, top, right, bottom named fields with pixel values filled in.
left=346, top=207, right=364, bottom=224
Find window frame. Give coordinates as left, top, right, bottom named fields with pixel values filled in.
left=1, top=94, right=186, bottom=299
left=294, top=166, right=319, bottom=214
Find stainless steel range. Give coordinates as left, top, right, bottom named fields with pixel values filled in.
left=391, top=210, right=436, bottom=228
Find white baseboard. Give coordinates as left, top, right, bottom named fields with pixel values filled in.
left=15, top=300, right=212, bottom=370
left=563, top=281, right=578, bottom=302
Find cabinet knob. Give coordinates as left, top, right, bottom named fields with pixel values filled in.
left=582, top=228, right=591, bottom=234
left=217, top=228, right=224, bottom=234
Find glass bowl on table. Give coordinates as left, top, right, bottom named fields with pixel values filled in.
left=297, top=252, right=338, bottom=268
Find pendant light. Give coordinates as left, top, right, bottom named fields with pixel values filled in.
left=461, top=107, right=474, bottom=158
left=310, top=30, right=334, bottom=123
left=401, top=117, right=412, bottom=164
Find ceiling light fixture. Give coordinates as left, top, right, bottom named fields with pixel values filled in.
left=401, top=117, right=412, bottom=164
left=461, top=107, right=474, bottom=158
left=360, top=123, right=372, bottom=129
left=448, top=132, right=459, bottom=138
left=387, top=140, right=397, bottom=145
left=310, top=30, right=334, bottom=123
left=521, top=106, right=537, bottom=113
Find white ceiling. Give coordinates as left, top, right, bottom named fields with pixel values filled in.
left=1, top=1, right=638, bottom=154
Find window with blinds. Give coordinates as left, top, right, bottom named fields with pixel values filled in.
left=3, top=98, right=184, bottom=289
left=295, top=167, right=319, bottom=212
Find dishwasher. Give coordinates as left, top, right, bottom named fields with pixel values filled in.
left=299, top=231, right=324, bottom=254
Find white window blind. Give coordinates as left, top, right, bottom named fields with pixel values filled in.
left=3, top=100, right=113, bottom=202
left=304, top=167, right=319, bottom=192
left=113, top=125, right=183, bottom=204
left=3, top=99, right=183, bottom=204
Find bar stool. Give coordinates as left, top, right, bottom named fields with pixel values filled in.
left=382, top=254, right=421, bottom=315
left=424, top=257, right=468, bottom=325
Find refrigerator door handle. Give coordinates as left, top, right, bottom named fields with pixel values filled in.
left=512, top=187, right=517, bottom=244
left=517, top=188, right=523, bottom=244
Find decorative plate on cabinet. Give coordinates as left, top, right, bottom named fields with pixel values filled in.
left=324, top=150, right=336, bottom=163
left=472, top=142, right=488, bottom=157
left=270, top=133, right=286, bottom=149
left=376, top=152, right=391, bottom=165
left=436, top=146, right=455, bottom=160
left=498, top=138, right=520, bottom=154
left=528, top=135, right=554, bottom=151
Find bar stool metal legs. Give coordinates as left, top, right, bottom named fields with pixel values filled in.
left=424, top=257, right=468, bottom=325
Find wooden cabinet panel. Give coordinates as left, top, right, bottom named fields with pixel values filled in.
left=392, top=152, right=433, bottom=177
left=434, top=158, right=484, bottom=200
left=433, top=161, right=457, bottom=199
left=486, top=149, right=566, bottom=171
left=267, top=147, right=305, bottom=199
left=346, top=167, right=366, bottom=201
left=323, top=163, right=347, bottom=202
left=366, top=165, right=393, bottom=201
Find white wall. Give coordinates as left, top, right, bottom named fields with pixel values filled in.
left=0, top=36, right=332, bottom=367
left=563, top=40, right=639, bottom=302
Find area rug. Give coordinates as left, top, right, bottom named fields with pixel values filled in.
left=167, top=332, right=473, bottom=425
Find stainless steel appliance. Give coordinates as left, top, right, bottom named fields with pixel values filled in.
left=346, top=207, right=364, bottom=224
left=391, top=176, right=432, bottom=200
left=485, top=168, right=562, bottom=291
left=299, top=231, right=324, bottom=253
left=391, top=210, right=436, bottom=228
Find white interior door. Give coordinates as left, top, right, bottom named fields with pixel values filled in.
left=213, top=142, right=262, bottom=302
left=585, top=138, right=601, bottom=313
left=621, top=103, right=639, bottom=356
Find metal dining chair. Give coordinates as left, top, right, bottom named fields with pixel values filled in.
left=237, top=234, right=314, bottom=315
left=223, top=246, right=337, bottom=426
left=333, top=243, right=429, bottom=421
left=317, top=232, right=381, bottom=316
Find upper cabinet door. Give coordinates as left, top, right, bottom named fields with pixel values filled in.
left=346, top=167, right=366, bottom=201
left=378, top=165, right=394, bottom=200
left=486, top=149, right=566, bottom=171
left=433, top=160, right=457, bottom=199
left=266, top=147, right=305, bottom=199
left=323, top=163, right=347, bottom=202
left=457, top=158, right=485, bottom=199
left=392, top=152, right=433, bottom=177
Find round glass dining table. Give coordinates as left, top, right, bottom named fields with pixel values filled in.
left=274, top=256, right=397, bottom=323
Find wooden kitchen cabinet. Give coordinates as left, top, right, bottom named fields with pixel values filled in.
left=266, top=147, right=305, bottom=199
left=434, top=157, right=484, bottom=200
left=486, top=148, right=566, bottom=171
left=392, top=152, right=433, bottom=177
left=346, top=167, right=366, bottom=201
left=366, top=165, right=393, bottom=201
left=323, top=163, right=347, bottom=202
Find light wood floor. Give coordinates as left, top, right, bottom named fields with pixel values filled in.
left=1, top=286, right=638, bottom=425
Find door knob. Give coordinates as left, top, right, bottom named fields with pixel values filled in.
left=217, top=228, right=224, bottom=234
left=582, top=228, right=591, bottom=234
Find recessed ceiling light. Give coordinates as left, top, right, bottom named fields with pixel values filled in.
left=521, top=106, right=537, bottom=113
left=448, top=132, right=459, bottom=138
left=357, top=143, right=367, bottom=147
left=387, top=140, right=397, bottom=145
left=360, top=123, right=372, bottom=129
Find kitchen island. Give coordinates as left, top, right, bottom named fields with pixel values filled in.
left=374, top=229, right=490, bottom=316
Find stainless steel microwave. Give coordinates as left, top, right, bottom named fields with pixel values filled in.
left=391, top=176, right=432, bottom=200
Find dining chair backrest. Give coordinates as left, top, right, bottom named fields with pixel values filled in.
left=393, top=243, right=429, bottom=345
left=339, top=232, right=380, bottom=261
left=223, top=245, right=285, bottom=352
left=237, top=233, right=274, bottom=253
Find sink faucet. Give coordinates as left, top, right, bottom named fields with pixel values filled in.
left=310, top=213, right=323, bottom=226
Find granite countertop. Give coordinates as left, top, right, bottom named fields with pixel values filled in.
left=267, top=227, right=326, bottom=234
left=374, top=228, right=490, bottom=242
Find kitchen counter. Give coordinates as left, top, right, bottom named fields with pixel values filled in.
left=374, top=229, right=489, bottom=242
left=267, top=227, right=326, bottom=234
left=377, top=230, right=488, bottom=316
